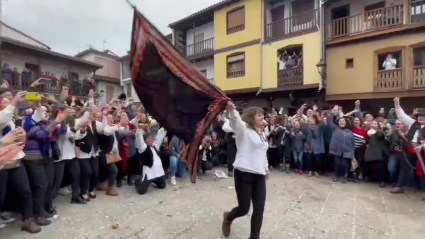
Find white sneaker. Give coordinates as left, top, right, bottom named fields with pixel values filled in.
left=57, top=187, right=72, bottom=196
left=171, top=176, right=176, bottom=186
left=0, top=220, right=6, bottom=229
left=0, top=212, right=15, bottom=223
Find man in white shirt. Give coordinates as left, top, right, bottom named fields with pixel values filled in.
left=382, top=54, right=397, bottom=70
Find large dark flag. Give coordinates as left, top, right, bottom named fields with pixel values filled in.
left=129, top=8, right=228, bottom=183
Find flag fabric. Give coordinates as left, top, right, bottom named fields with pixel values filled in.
left=129, top=8, right=229, bottom=183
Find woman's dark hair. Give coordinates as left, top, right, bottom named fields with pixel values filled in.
left=143, top=132, right=153, bottom=141
left=241, top=107, right=264, bottom=129
left=353, top=117, right=363, bottom=126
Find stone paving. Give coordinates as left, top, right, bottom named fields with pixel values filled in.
left=1, top=169, right=425, bottom=239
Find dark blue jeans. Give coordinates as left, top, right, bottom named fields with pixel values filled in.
left=388, top=154, right=400, bottom=184
left=169, top=155, right=187, bottom=178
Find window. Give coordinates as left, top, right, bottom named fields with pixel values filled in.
left=346, top=58, right=354, bottom=68
left=292, top=0, right=315, bottom=16
left=378, top=51, right=401, bottom=70
left=414, top=47, right=425, bottom=66
left=227, top=53, right=245, bottom=78
left=194, top=33, right=204, bottom=43
left=126, top=84, right=132, bottom=97
left=68, top=71, right=79, bottom=81
left=227, top=7, right=245, bottom=34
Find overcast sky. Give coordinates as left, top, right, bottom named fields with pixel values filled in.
left=2, top=0, right=220, bottom=56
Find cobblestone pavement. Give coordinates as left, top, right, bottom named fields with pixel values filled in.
left=2, top=169, right=425, bottom=239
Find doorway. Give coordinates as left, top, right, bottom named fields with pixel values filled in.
left=331, top=4, right=350, bottom=36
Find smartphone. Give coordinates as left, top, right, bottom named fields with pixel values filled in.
left=25, top=92, right=39, bottom=101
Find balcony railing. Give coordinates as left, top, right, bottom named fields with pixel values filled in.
left=329, top=4, right=404, bottom=38
left=179, top=38, right=214, bottom=58
left=374, top=68, right=403, bottom=91
left=265, top=9, right=318, bottom=41
left=278, top=67, right=303, bottom=87
left=413, top=65, right=425, bottom=88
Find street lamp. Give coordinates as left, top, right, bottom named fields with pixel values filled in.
left=316, top=59, right=327, bottom=91
left=316, top=59, right=327, bottom=77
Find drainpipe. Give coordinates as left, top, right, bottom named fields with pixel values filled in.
left=256, top=0, right=264, bottom=96
left=318, top=0, right=326, bottom=91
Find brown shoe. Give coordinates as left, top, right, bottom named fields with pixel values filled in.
left=106, top=186, right=119, bottom=196
left=21, top=218, right=41, bottom=233
left=34, top=217, right=51, bottom=226
left=222, top=211, right=232, bottom=237
left=391, top=187, right=404, bottom=194
left=96, top=183, right=107, bottom=192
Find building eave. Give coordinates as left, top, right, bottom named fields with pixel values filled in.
left=1, top=37, right=103, bottom=69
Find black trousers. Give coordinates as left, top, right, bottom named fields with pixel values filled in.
left=396, top=152, right=416, bottom=188
left=227, top=169, right=266, bottom=238
left=47, top=160, right=66, bottom=205
left=135, top=175, right=166, bottom=195
left=353, top=147, right=365, bottom=178
left=98, top=152, right=118, bottom=187
left=0, top=166, right=34, bottom=219
left=227, top=137, right=236, bottom=172
left=267, top=148, right=279, bottom=167
left=305, top=153, right=322, bottom=172
left=117, top=154, right=137, bottom=182
left=67, top=158, right=81, bottom=196
left=79, top=158, right=92, bottom=195
left=23, top=159, right=53, bottom=218
left=333, top=155, right=350, bottom=178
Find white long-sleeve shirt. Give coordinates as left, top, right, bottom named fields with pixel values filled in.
left=222, top=118, right=233, bottom=133
left=74, top=119, right=106, bottom=159
left=57, top=126, right=85, bottom=161
left=396, top=107, right=422, bottom=143
left=382, top=58, right=397, bottom=70
left=0, top=105, right=25, bottom=161
left=229, top=109, right=268, bottom=175
left=138, top=128, right=167, bottom=180
left=277, top=57, right=286, bottom=70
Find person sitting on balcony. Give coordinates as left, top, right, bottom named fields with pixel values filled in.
left=382, top=54, right=397, bottom=70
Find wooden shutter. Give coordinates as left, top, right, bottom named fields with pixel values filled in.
left=227, top=7, right=245, bottom=33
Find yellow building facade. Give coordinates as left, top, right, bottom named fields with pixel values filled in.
left=325, top=0, right=425, bottom=112
left=169, top=0, right=323, bottom=109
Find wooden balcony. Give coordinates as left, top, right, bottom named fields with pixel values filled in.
left=374, top=68, right=403, bottom=91
left=329, top=4, right=406, bottom=39
left=265, top=9, right=318, bottom=42
left=413, top=65, right=425, bottom=88
left=8, top=78, right=92, bottom=97
left=179, top=38, right=214, bottom=59
left=278, top=67, right=303, bottom=87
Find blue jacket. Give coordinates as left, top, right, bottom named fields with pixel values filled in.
left=290, top=128, right=305, bottom=152
left=327, top=115, right=355, bottom=159
left=23, top=114, right=67, bottom=160
left=308, top=121, right=326, bottom=155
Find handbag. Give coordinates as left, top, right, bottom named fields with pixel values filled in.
left=105, top=153, right=122, bottom=164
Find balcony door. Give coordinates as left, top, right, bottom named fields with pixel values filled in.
left=331, top=4, right=350, bottom=37
left=271, top=5, right=285, bottom=38
left=194, top=32, right=205, bottom=55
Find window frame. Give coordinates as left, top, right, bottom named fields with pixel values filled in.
left=226, top=6, right=245, bottom=35
left=226, top=52, right=246, bottom=78
left=346, top=58, right=354, bottom=69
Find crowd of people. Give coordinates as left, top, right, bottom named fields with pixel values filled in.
left=0, top=78, right=424, bottom=238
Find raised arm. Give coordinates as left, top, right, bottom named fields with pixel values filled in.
left=222, top=118, right=233, bottom=133
left=153, top=127, right=167, bottom=150
left=227, top=102, right=246, bottom=135
left=394, top=97, right=414, bottom=129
